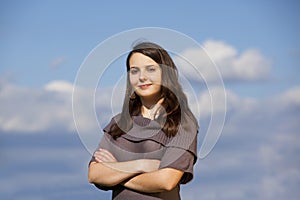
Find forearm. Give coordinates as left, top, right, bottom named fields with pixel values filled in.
left=122, top=168, right=184, bottom=193
left=88, top=160, right=142, bottom=187
left=89, top=148, right=161, bottom=187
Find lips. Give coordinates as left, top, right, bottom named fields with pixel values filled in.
left=138, top=84, right=152, bottom=89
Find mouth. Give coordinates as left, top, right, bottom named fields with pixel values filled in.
left=138, top=84, right=152, bottom=89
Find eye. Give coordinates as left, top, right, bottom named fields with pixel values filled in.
left=129, top=67, right=139, bottom=75
left=147, top=66, right=157, bottom=73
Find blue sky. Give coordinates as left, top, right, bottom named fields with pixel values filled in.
left=1, top=1, right=300, bottom=200
left=1, top=1, right=299, bottom=91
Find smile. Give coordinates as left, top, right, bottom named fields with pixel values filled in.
left=138, top=84, right=152, bottom=89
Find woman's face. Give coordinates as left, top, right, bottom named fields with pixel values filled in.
left=129, top=52, right=162, bottom=101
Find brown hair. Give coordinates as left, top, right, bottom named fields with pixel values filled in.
left=109, top=42, right=198, bottom=138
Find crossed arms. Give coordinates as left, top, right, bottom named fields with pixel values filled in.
left=88, top=148, right=184, bottom=193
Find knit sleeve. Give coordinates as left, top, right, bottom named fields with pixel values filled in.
left=158, top=117, right=198, bottom=184
left=88, top=116, right=119, bottom=191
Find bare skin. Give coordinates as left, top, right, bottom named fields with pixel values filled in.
left=88, top=148, right=183, bottom=193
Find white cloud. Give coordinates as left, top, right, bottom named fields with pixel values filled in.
left=192, top=86, right=257, bottom=118
left=0, top=81, right=76, bottom=132
left=1, top=78, right=299, bottom=199
left=0, top=80, right=120, bottom=134
left=0, top=79, right=298, bottom=136
left=175, top=40, right=271, bottom=82
left=188, top=85, right=300, bottom=200
left=181, top=85, right=299, bottom=199
left=232, top=49, right=270, bottom=80
left=45, top=80, right=73, bottom=93
left=278, top=86, right=300, bottom=106
left=258, top=130, right=300, bottom=199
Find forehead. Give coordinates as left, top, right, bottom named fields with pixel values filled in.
left=129, top=52, right=158, bottom=67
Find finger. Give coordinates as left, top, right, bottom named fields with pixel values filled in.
left=102, top=149, right=116, bottom=159
left=94, top=149, right=117, bottom=162
left=93, top=151, right=102, bottom=159
left=94, top=150, right=109, bottom=162
left=103, top=151, right=116, bottom=161
left=94, top=157, right=103, bottom=163
left=97, top=151, right=114, bottom=162
left=99, top=149, right=117, bottom=161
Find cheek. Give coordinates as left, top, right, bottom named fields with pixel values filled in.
left=153, top=84, right=162, bottom=93
left=129, top=75, right=138, bottom=86
left=151, top=73, right=162, bottom=85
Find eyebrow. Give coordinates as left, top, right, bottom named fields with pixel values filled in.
left=130, top=64, right=158, bottom=68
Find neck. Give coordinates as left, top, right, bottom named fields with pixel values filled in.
left=140, top=95, right=162, bottom=109
left=141, top=97, right=164, bottom=119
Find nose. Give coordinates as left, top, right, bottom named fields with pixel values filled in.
left=139, top=69, right=147, bottom=82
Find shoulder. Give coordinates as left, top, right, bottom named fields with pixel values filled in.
left=180, top=113, right=198, bottom=134
left=103, top=113, right=122, bottom=133
left=163, top=113, right=198, bottom=155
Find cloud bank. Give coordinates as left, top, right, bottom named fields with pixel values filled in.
left=1, top=79, right=299, bottom=199
left=0, top=80, right=285, bottom=134
left=175, top=40, right=271, bottom=82
left=0, top=39, right=299, bottom=199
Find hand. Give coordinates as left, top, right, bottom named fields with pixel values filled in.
left=138, top=159, right=161, bottom=173
left=93, top=148, right=117, bottom=163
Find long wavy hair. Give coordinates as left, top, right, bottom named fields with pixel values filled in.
left=109, top=42, right=198, bottom=139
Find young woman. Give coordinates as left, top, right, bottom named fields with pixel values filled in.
left=88, top=42, right=198, bottom=199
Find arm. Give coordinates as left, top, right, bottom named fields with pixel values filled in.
left=121, top=146, right=197, bottom=193
left=88, top=160, right=141, bottom=187
left=88, top=149, right=160, bottom=187
left=122, top=168, right=184, bottom=193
